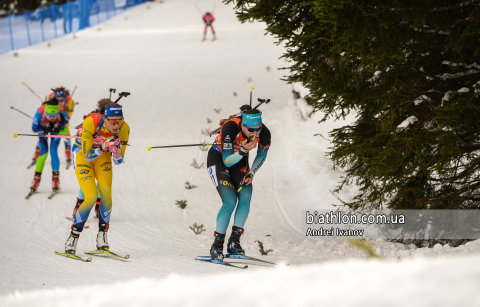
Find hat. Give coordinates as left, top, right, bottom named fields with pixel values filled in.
left=242, top=111, right=262, bottom=127
left=105, top=105, right=123, bottom=117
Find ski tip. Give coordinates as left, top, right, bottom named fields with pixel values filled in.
left=13, top=133, right=18, bottom=138
left=147, top=147, right=151, bottom=151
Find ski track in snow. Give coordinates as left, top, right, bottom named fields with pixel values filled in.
left=0, top=0, right=480, bottom=305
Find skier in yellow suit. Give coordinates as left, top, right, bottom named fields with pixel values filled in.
left=63, top=100, right=130, bottom=255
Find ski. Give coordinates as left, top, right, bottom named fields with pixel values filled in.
left=55, top=251, right=92, bottom=262
left=27, top=160, right=36, bottom=169
left=25, top=189, right=36, bottom=199
left=197, top=254, right=278, bottom=265
left=65, top=217, right=89, bottom=228
left=195, top=257, right=248, bottom=269
left=85, top=249, right=130, bottom=259
left=226, top=254, right=277, bottom=265
left=48, top=189, right=60, bottom=199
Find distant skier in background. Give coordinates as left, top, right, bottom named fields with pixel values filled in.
left=28, top=97, right=69, bottom=198
left=207, top=105, right=271, bottom=262
left=29, top=87, right=76, bottom=170
left=203, top=12, right=216, bottom=41
left=64, top=100, right=130, bottom=256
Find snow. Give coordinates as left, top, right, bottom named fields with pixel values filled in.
left=396, top=116, right=418, bottom=131
left=0, top=0, right=479, bottom=305
left=3, top=255, right=480, bottom=307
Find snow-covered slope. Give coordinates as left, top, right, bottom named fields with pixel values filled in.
left=0, top=0, right=479, bottom=305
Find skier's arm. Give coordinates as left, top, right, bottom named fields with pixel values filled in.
left=32, top=109, right=43, bottom=133
left=81, top=116, right=102, bottom=162
left=221, top=122, right=244, bottom=167
left=249, top=125, right=271, bottom=176
left=60, top=110, right=70, bottom=128
left=112, top=122, right=130, bottom=165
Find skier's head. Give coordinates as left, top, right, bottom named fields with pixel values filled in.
left=100, top=99, right=123, bottom=133
left=53, top=87, right=66, bottom=107
left=45, top=98, right=60, bottom=122
left=241, top=109, right=262, bottom=137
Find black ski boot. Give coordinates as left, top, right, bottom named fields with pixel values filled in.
left=227, top=226, right=245, bottom=255
left=210, top=232, right=225, bottom=261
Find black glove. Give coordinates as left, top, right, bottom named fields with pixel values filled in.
left=43, top=122, right=52, bottom=134
left=51, top=123, right=60, bottom=135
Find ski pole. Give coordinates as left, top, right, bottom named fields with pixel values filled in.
left=13, top=133, right=78, bottom=139
left=147, top=142, right=227, bottom=151
left=212, top=3, right=216, bottom=14
left=249, top=87, right=254, bottom=107
left=22, top=81, right=43, bottom=102
left=10, top=106, right=33, bottom=119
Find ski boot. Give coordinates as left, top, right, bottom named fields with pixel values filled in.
left=202, top=35, right=206, bottom=42
left=212, top=34, right=217, bottom=41
left=65, top=145, right=72, bottom=169
left=96, top=223, right=110, bottom=251
left=65, top=226, right=82, bottom=255
left=52, top=171, right=60, bottom=192
left=93, top=198, right=100, bottom=219
left=227, top=226, right=245, bottom=256
left=30, top=172, right=42, bottom=191
left=72, top=198, right=84, bottom=217
left=210, top=231, right=225, bottom=261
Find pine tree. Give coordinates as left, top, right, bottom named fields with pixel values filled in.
left=225, top=0, right=480, bottom=210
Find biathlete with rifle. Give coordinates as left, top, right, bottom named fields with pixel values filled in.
left=28, top=97, right=69, bottom=198
left=207, top=105, right=271, bottom=261
left=64, top=99, right=130, bottom=256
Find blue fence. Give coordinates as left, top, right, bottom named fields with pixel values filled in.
left=0, top=0, right=148, bottom=55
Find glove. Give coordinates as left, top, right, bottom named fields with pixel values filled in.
left=237, top=173, right=254, bottom=192
left=51, top=123, right=60, bottom=135
left=98, top=136, right=121, bottom=154
left=239, top=134, right=257, bottom=157
left=109, top=139, right=122, bottom=156
left=43, top=122, right=52, bottom=134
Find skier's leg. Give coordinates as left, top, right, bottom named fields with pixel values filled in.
left=73, top=153, right=97, bottom=229
left=35, top=137, right=49, bottom=173
left=233, top=183, right=252, bottom=229
left=50, top=137, right=61, bottom=172
left=94, top=154, right=112, bottom=249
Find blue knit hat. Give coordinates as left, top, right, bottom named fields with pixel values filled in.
left=105, top=105, right=123, bottom=117
left=242, top=111, right=262, bottom=127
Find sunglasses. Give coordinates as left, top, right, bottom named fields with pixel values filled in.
left=246, top=126, right=262, bottom=132
left=57, top=98, right=65, bottom=102
left=46, top=113, right=58, bottom=117
left=104, top=116, right=123, bottom=125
